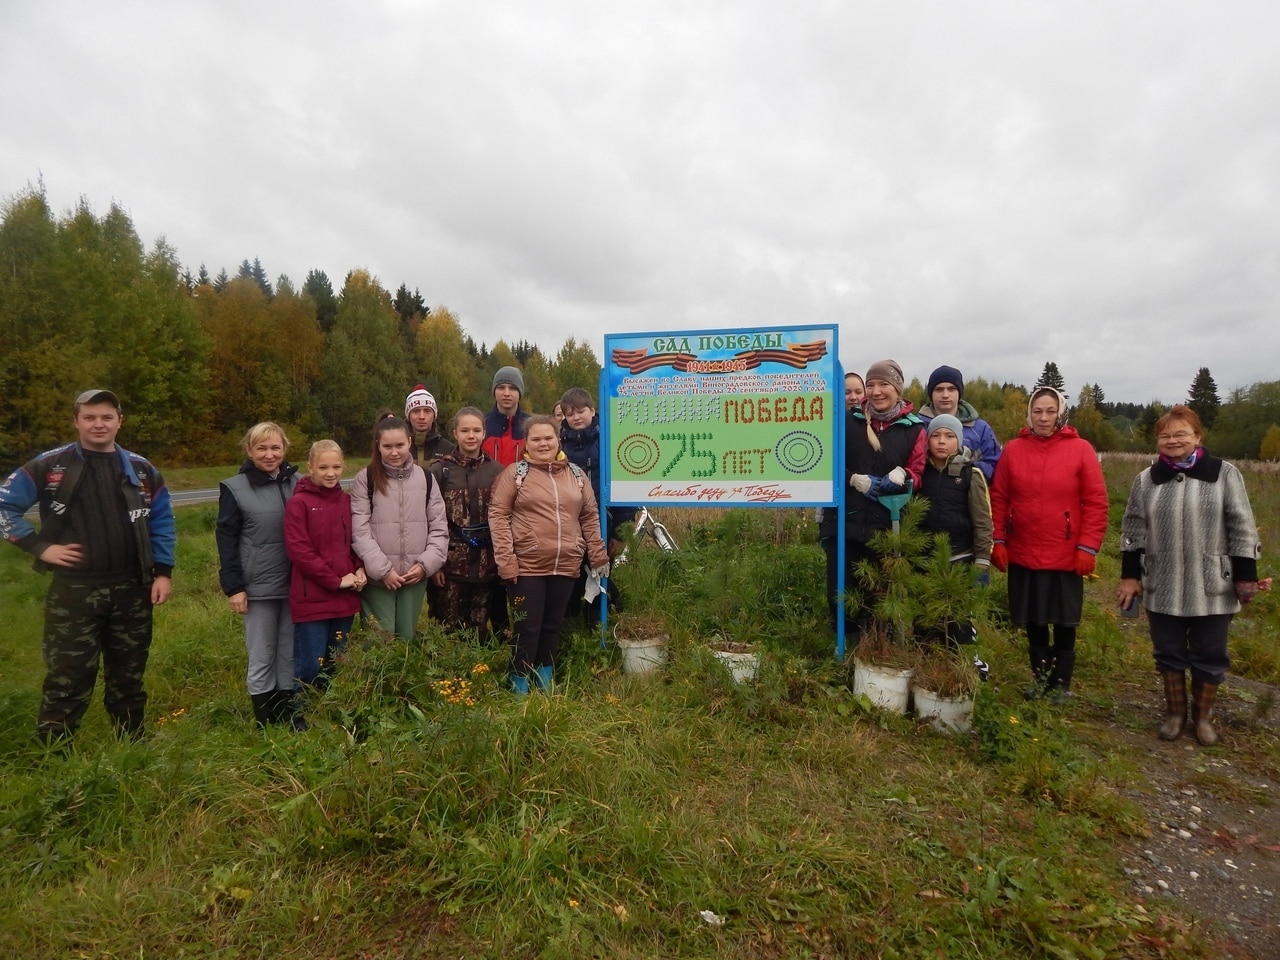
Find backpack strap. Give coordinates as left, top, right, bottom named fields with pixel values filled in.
left=513, top=459, right=584, bottom=494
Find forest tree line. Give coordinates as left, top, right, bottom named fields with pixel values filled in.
left=3, top=187, right=1279, bottom=470
left=0, top=189, right=600, bottom=469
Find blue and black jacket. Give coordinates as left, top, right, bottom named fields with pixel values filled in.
left=0, top=441, right=176, bottom=581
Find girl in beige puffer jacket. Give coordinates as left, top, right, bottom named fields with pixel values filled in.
left=489, top=416, right=608, bottom=690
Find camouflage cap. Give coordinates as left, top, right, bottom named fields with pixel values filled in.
left=74, top=389, right=121, bottom=411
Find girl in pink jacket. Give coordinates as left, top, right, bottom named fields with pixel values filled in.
left=352, top=414, right=449, bottom=640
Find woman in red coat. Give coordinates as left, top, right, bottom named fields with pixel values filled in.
left=989, top=385, right=1108, bottom=702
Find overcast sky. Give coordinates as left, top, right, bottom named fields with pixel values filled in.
left=3, top=1, right=1277, bottom=405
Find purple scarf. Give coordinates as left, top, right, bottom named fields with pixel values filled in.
left=1159, top=446, right=1204, bottom=472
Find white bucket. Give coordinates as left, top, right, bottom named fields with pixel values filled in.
left=911, top=685, right=974, bottom=734
left=852, top=659, right=914, bottom=714
left=618, top=636, right=667, bottom=675
left=711, top=648, right=760, bottom=683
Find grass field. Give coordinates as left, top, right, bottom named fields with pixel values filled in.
left=0, top=456, right=1276, bottom=958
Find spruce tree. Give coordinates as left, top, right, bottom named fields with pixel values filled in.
left=512, top=339, right=536, bottom=364
left=1138, top=403, right=1166, bottom=443
left=1187, top=367, right=1220, bottom=428
left=302, top=269, right=338, bottom=333
left=251, top=258, right=272, bottom=299
left=392, top=283, right=426, bottom=323
left=237, top=258, right=272, bottom=299
left=1038, top=362, right=1065, bottom=392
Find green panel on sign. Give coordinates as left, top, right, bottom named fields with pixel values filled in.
left=610, top=394, right=832, bottom=483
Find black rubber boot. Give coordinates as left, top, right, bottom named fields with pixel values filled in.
left=1158, top=672, right=1187, bottom=740
left=33, top=724, right=73, bottom=755
left=110, top=708, right=146, bottom=741
left=1023, top=645, right=1051, bottom=700
left=250, top=692, right=274, bottom=727
left=273, top=689, right=308, bottom=731
left=1048, top=649, right=1076, bottom=704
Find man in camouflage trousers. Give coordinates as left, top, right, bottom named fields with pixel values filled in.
left=0, top=389, right=175, bottom=743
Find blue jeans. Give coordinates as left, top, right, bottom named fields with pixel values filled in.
left=293, top=616, right=354, bottom=687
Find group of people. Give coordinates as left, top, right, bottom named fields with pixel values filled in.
left=831, top=360, right=1267, bottom=743
left=0, top=358, right=1269, bottom=748
left=0, top=367, right=614, bottom=742
left=214, top=364, right=614, bottom=720
left=821, top=362, right=1001, bottom=643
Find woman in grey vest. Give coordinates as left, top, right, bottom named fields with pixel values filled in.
left=216, top=422, right=300, bottom=727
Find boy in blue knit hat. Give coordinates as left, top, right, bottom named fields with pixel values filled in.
left=920, top=365, right=1002, bottom=482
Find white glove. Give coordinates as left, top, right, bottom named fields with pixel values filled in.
left=582, top=562, right=611, bottom=603
left=887, top=467, right=907, bottom=486
left=849, top=474, right=872, bottom=494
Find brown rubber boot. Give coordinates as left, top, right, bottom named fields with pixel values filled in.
left=1157, top=671, right=1186, bottom=741
left=1190, top=678, right=1220, bottom=746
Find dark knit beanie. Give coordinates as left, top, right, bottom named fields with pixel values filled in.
left=492, top=365, right=525, bottom=396
left=927, top=365, right=964, bottom=399
left=864, top=359, right=905, bottom=395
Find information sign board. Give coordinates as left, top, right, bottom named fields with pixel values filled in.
left=602, top=325, right=839, bottom=507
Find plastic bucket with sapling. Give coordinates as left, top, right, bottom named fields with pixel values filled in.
left=851, top=479, right=917, bottom=715
left=708, top=638, right=760, bottom=683
left=613, top=613, right=669, bottom=675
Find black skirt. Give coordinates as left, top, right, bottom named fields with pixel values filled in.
left=1007, top=564, right=1084, bottom=627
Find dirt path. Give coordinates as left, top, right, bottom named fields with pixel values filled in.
left=1074, top=634, right=1280, bottom=958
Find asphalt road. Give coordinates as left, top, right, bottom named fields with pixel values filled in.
left=168, top=478, right=355, bottom=506
left=171, top=487, right=221, bottom=506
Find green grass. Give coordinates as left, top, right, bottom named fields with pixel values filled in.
left=0, top=462, right=1276, bottom=957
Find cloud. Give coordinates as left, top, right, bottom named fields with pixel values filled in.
left=3, top=0, right=1278, bottom=403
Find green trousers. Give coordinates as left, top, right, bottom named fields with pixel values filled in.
left=360, top=581, right=427, bottom=640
